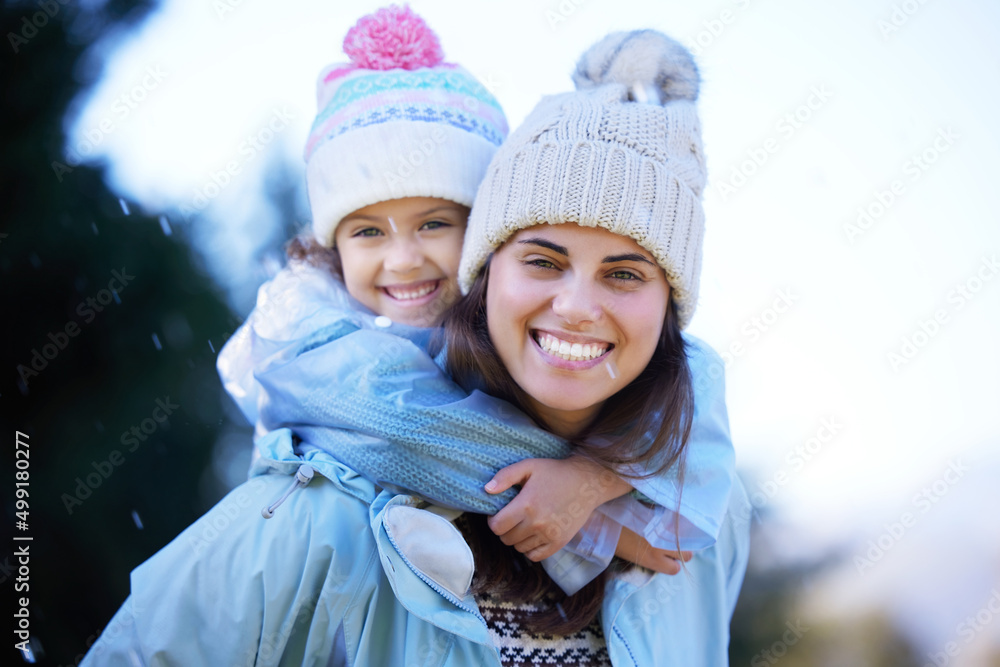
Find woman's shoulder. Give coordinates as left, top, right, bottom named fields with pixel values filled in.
left=682, top=333, right=725, bottom=370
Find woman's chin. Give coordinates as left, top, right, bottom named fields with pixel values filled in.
left=521, top=387, right=607, bottom=428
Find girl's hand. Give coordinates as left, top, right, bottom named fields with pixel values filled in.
left=615, top=526, right=692, bottom=575
left=485, top=456, right=632, bottom=561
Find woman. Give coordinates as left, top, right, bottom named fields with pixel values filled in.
left=82, top=29, right=749, bottom=666
left=436, top=28, right=751, bottom=663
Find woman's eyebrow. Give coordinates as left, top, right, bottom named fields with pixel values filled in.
left=517, top=238, right=568, bottom=255
left=603, top=252, right=655, bottom=265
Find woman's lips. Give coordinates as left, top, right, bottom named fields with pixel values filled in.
left=531, top=329, right=613, bottom=369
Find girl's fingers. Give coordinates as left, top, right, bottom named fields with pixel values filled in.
left=513, top=535, right=547, bottom=557
left=485, top=459, right=535, bottom=494
left=655, top=554, right=682, bottom=575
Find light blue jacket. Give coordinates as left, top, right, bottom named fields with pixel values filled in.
left=83, top=428, right=751, bottom=666
left=216, top=262, right=736, bottom=594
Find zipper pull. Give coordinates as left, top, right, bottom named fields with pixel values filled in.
left=261, top=464, right=315, bottom=519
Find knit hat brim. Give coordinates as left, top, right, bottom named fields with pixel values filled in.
left=308, top=121, right=500, bottom=247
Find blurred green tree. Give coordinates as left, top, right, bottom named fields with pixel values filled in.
left=2, top=1, right=240, bottom=663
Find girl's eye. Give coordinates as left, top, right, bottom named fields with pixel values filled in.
left=610, top=269, right=641, bottom=281
left=353, top=227, right=382, bottom=238
left=420, top=219, right=450, bottom=231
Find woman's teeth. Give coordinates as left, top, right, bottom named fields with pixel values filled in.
left=385, top=282, right=437, bottom=301
left=534, top=332, right=609, bottom=361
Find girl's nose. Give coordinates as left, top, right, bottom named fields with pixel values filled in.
left=383, top=237, right=424, bottom=274
left=551, top=276, right=603, bottom=325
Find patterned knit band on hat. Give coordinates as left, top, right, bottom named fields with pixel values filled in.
left=305, top=5, right=509, bottom=247
left=459, top=29, right=707, bottom=329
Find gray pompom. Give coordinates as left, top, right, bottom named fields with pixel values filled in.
left=572, top=29, right=699, bottom=103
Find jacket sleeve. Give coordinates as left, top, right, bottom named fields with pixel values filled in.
left=216, top=262, right=367, bottom=432
left=254, top=325, right=571, bottom=515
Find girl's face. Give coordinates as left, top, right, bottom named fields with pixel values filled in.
left=335, top=197, right=469, bottom=327
left=486, top=223, right=670, bottom=437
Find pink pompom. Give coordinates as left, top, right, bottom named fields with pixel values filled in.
left=343, top=5, right=444, bottom=71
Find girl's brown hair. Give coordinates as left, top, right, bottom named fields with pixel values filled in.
left=443, top=255, right=694, bottom=634
left=285, top=233, right=343, bottom=279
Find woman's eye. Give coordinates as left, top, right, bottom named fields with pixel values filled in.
left=527, top=258, right=558, bottom=270
left=610, top=270, right=641, bottom=281
left=353, top=227, right=382, bottom=238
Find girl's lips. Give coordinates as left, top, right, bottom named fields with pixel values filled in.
left=530, top=329, right=613, bottom=370
left=380, top=279, right=442, bottom=306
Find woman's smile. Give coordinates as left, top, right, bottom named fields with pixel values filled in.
left=531, top=329, right=613, bottom=368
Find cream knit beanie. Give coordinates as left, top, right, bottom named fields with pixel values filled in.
left=459, top=29, right=707, bottom=328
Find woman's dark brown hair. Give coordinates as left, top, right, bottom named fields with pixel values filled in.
left=443, top=254, right=695, bottom=635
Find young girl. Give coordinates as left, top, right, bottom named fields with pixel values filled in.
left=217, top=5, right=735, bottom=591
left=81, top=12, right=742, bottom=666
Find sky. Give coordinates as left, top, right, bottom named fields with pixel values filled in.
left=64, top=0, right=1000, bottom=657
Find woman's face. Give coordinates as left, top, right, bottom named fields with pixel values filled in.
left=486, top=223, right=670, bottom=437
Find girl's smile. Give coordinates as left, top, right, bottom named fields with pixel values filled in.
left=381, top=279, right=443, bottom=304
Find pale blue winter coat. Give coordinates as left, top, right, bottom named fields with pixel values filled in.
left=82, top=427, right=751, bottom=666
left=214, top=262, right=736, bottom=593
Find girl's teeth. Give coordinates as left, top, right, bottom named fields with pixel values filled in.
left=387, top=283, right=435, bottom=300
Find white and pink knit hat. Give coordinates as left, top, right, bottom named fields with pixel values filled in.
left=305, top=5, right=508, bottom=247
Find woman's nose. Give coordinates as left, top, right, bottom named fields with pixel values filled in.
left=383, top=237, right=424, bottom=274
left=551, top=276, right=603, bottom=325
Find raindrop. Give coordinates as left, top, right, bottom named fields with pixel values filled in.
left=119, top=198, right=131, bottom=215
left=16, top=377, right=29, bottom=396
left=91, top=222, right=99, bottom=235
left=131, top=510, right=144, bottom=530
left=151, top=333, right=162, bottom=351
left=555, top=602, right=568, bottom=622
left=112, top=289, right=121, bottom=305
left=605, top=361, right=618, bottom=379
left=158, top=215, right=172, bottom=236
left=374, top=315, right=392, bottom=328
left=94, top=420, right=104, bottom=433
left=388, top=216, right=398, bottom=233
left=28, top=252, right=41, bottom=268
left=208, top=339, right=216, bottom=353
